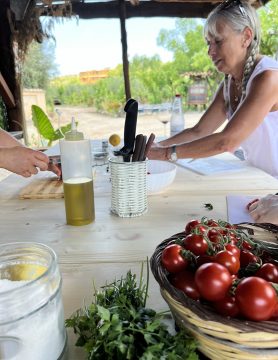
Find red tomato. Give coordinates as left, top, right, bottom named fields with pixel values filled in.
left=215, top=250, right=240, bottom=275
left=185, top=219, right=201, bottom=234
left=169, top=270, right=200, bottom=300
left=196, top=254, right=215, bottom=268
left=207, top=228, right=223, bottom=244
left=161, top=244, right=188, bottom=273
left=255, top=263, right=278, bottom=283
left=213, top=295, right=239, bottom=317
left=225, top=244, right=240, bottom=258
left=240, top=250, right=258, bottom=268
left=195, top=263, right=232, bottom=301
left=241, top=240, right=253, bottom=250
left=183, top=233, right=209, bottom=256
left=235, top=277, right=277, bottom=321
left=206, top=219, right=219, bottom=227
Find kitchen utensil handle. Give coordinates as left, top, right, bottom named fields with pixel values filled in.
left=132, top=134, right=144, bottom=162
left=138, top=135, right=147, bottom=161
left=143, top=133, right=155, bottom=160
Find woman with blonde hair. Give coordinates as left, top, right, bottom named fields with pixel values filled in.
left=149, top=0, right=278, bottom=178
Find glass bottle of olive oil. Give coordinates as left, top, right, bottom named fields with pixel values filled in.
left=60, top=118, right=95, bottom=226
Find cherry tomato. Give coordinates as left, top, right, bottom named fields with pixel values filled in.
left=241, top=240, right=253, bottom=250
left=206, top=219, right=219, bottom=227
left=195, top=263, right=232, bottom=301
left=213, top=294, right=239, bottom=317
left=161, top=244, right=188, bottom=273
left=207, top=228, right=223, bottom=244
left=240, top=250, right=258, bottom=268
left=196, top=254, right=215, bottom=268
left=185, top=220, right=201, bottom=234
left=183, top=233, right=208, bottom=256
left=215, top=250, right=240, bottom=275
left=169, top=270, right=200, bottom=300
left=255, top=263, right=278, bottom=283
left=235, top=277, right=277, bottom=321
left=225, top=244, right=240, bottom=258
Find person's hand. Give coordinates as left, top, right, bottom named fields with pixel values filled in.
left=247, top=194, right=278, bottom=225
left=148, top=143, right=168, bottom=160
left=1, top=146, right=49, bottom=177
left=47, top=162, right=62, bottom=179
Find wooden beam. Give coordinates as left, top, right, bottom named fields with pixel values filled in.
left=69, top=2, right=215, bottom=19
left=119, top=0, right=131, bottom=100
left=0, top=72, right=16, bottom=109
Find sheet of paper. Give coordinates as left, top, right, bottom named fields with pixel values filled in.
left=226, top=195, right=260, bottom=224
left=176, top=157, right=244, bottom=175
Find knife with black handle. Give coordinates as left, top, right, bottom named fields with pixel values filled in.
left=114, top=98, right=138, bottom=162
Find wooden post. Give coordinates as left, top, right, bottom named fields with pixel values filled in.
left=0, top=1, right=25, bottom=133
left=118, top=0, right=131, bottom=100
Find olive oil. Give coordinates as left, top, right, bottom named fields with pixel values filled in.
left=63, top=177, right=95, bottom=226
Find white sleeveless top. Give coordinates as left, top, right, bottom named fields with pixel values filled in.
left=224, top=56, right=278, bottom=179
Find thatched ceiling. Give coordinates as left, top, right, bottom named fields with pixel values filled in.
left=11, top=0, right=270, bottom=21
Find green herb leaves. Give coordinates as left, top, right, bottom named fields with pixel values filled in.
left=66, top=265, right=198, bottom=359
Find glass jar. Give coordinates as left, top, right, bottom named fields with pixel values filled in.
left=0, top=242, right=67, bottom=360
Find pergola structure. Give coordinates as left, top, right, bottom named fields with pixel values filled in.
left=0, top=0, right=269, bottom=134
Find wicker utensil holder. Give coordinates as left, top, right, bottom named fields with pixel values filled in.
left=150, top=223, right=278, bottom=360
left=109, top=157, right=147, bottom=217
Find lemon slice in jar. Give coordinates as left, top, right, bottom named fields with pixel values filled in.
left=7, top=264, right=47, bottom=281
left=109, top=134, right=121, bottom=147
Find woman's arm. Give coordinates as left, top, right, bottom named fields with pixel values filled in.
left=158, top=82, right=227, bottom=147
left=149, top=70, right=278, bottom=161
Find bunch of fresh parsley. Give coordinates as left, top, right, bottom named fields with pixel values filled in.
left=66, top=263, right=199, bottom=360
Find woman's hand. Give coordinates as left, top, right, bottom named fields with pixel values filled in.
left=247, top=194, right=278, bottom=225
left=0, top=146, right=49, bottom=177
left=147, top=143, right=168, bottom=161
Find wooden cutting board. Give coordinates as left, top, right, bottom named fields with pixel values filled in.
left=19, top=178, right=64, bottom=199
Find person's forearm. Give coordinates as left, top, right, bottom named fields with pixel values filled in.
left=0, top=129, right=23, bottom=147
left=174, top=132, right=235, bottom=160
left=159, top=126, right=205, bottom=146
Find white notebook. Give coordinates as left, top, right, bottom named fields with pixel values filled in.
left=177, top=157, right=244, bottom=175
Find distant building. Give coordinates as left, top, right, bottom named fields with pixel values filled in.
left=79, top=69, right=110, bottom=84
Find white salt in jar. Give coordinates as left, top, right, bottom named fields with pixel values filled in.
left=0, top=243, right=67, bottom=360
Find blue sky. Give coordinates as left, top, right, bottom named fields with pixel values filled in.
left=51, top=17, right=176, bottom=76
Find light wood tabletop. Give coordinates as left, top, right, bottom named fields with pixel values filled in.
left=1, top=153, right=278, bottom=359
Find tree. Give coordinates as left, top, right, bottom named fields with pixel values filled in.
left=258, top=0, right=278, bottom=57
left=22, top=40, right=58, bottom=89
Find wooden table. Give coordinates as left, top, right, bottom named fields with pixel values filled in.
left=1, top=153, right=278, bottom=359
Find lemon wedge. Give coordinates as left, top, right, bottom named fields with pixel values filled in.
left=7, top=264, right=47, bottom=281
left=109, top=134, right=121, bottom=147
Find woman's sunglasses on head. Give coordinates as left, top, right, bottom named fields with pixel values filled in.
left=219, top=0, right=247, bottom=17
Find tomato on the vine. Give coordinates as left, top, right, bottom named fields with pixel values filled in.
left=240, top=249, right=259, bottom=268
left=169, top=270, right=200, bottom=300
left=213, top=294, right=239, bottom=317
left=225, top=244, right=240, bottom=258
left=215, top=250, right=240, bottom=275
left=255, top=263, right=278, bottom=283
left=195, top=262, right=232, bottom=301
left=185, top=220, right=201, bottom=234
left=207, top=228, right=223, bottom=244
left=196, top=254, right=215, bottom=268
left=206, top=219, right=219, bottom=227
left=183, top=233, right=208, bottom=256
left=235, top=277, right=277, bottom=321
left=161, top=244, right=188, bottom=273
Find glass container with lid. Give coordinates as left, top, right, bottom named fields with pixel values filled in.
left=0, top=242, right=67, bottom=360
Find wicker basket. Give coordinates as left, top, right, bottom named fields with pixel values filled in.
left=109, top=157, right=147, bottom=217
left=150, top=223, right=278, bottom=360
